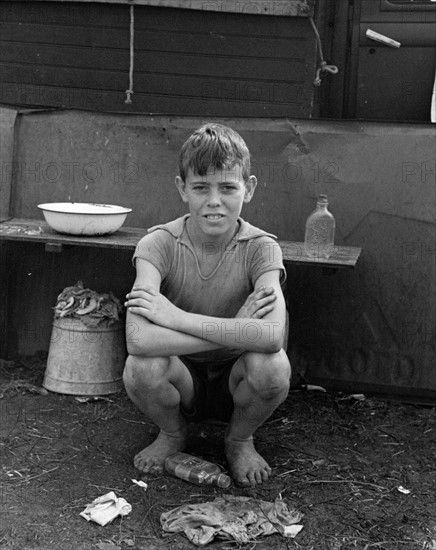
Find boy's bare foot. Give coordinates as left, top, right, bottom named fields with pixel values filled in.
left=134, top=430, right=187, bottom=473
left=225, top=435, right=272, bottom=487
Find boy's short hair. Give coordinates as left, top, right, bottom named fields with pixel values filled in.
left=179, top=123, right=251, bottom=182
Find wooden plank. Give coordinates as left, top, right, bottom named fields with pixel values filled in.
left=0, top=43, right=309, bottom=81
left=0, top=65, right=307, bottom=104
left=0, top=82, right=312, bottom=117
left=0, top=219, right=146, bottom=250
left=278, top=240, right=362, bottom=268
left=0, top=22, right=131, bottom=49
left=0, top=2, right=126, bottom=25
left=1, top=3, right=314, bottom=28
left=0, top=22, right=311, bottom=57
left=3, top=0, right=316, bottom=17
left=0, top=62, right=306, bottom=90
left=0, top=219, right=362, bottom=268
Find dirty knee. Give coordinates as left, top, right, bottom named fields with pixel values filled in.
left=244, top=351, right=291, bottom=400
left=123, top=355, right=171, bottom=393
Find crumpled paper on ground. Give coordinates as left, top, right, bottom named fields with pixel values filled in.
left=80, top=491, right=132, bottom=526
left=160, top=494, right=303, bottom=546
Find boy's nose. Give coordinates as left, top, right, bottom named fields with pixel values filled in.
left=206, top=191, right=221, bottom=207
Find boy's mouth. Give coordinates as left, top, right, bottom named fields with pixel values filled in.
left=204, top=214, right=224, bottom=220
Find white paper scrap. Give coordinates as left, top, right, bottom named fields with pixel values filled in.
left=282, top=524, right=304, bottom=538
left=132, top=479, right=148, bottom=490
left=80, top=491, right=132, bottom=526
left=304, top=385, right=326, bottom=392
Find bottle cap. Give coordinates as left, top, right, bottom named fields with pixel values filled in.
left=217, top=473, right=232, bottom=488
left=318, top=194, right=328, bottom=203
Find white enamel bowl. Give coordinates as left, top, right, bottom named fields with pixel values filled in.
left=37, top=202, right=132, bottom=236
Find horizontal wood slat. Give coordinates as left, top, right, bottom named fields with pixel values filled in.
left=0, top=44, right=310, bottom=80
left=0, top=85, right=310, bottom=116
left=0, top=68, right=306, bottom=107
left=0, top=23, right=310, bottom=57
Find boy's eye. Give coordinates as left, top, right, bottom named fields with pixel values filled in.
left=190, top=184, right=238, bottom=192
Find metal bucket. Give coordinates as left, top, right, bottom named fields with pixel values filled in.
left=43, top=317, right=126, bottom=395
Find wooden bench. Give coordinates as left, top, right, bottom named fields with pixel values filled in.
left=0, top=218, right=362, bottom=268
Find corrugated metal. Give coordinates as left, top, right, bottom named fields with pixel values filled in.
left=3, top=111, right=435, bottom=400
left=0, top=2, right=317, bottom=116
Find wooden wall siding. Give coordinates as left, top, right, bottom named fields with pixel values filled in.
left=0, top=2, right=317, bottom=116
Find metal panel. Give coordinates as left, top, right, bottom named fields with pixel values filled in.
left=354, top=0, right=436, bottom=121
left=3, top=113, right=435, bottom=399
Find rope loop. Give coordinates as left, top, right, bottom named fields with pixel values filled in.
left=314, top=61, right=339, bottom=87
left=309, top=17, right=338, bottom=87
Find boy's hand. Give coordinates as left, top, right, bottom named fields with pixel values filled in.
left=125, top=286, right=180, bottom=330
left=235, top=286, right=276, bottom=319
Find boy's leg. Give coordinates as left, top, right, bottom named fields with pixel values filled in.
left=123, top=354, right=195, bottom=473
left=226, top=349, right=291, bottom=487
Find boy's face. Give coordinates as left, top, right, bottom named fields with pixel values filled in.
left=175, top=164, right=257, bottom=242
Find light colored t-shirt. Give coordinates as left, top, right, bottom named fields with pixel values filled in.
left=132, top=214, right=285, bottom=364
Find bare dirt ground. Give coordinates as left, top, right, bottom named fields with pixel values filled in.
left=1, top=353, right=435, bottom=550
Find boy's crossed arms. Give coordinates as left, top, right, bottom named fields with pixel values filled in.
left=125, top=259, right=286, bottom=357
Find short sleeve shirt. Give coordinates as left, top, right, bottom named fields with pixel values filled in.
left=132, top=214, right=285, bottom=364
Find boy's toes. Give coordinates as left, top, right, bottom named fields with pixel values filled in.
left=225, top=437, right=272, bottom=487
left=133, top=430, right=187, bottom=474
left=134, top=450, right=163, bottom=473
left=234, top=466, right=270, bottom=487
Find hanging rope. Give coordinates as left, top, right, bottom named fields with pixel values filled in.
left=125, top=5, right=135, bottom=104
left=309, top=17, right=338, bottom=87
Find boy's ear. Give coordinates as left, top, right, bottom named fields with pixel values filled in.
left=243, top=175, right=257, bottom=203
left=175, top=176, right=189, bottom=203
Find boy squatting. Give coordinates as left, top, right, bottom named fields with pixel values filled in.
left=123, top=123, right=291, bottom=488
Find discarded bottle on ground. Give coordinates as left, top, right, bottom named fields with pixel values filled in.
left=304, top=194, right=336, bottom=259
left=165, top=452, right=232, bottom=489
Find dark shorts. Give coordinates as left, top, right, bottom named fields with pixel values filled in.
left=178, top=355, right=243, bottom=423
